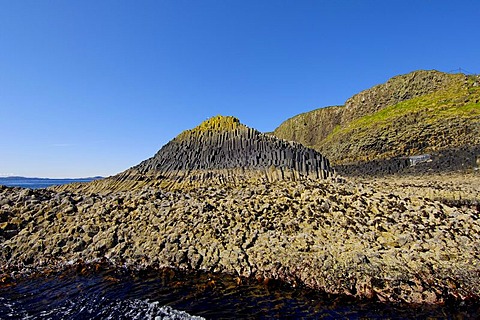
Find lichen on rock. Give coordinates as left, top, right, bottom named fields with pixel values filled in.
left=181, top=115, right=242, bottom=135
left=2, top=177, right=480, bottom=305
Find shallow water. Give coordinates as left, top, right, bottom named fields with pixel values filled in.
left=1, top=267, right=478, bottom=319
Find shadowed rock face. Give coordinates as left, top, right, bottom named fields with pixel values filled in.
left=54, top=116, right=333, bottom=194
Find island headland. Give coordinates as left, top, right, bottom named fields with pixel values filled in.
left=1, top=71, right=480, bottom=306
left=273, top=70, right=480, bottom=177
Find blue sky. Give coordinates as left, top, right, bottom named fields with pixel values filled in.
left=1, top=0, right=479, bottom=177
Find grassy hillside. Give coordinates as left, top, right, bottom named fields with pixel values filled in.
left=273, top=70, right=480, bottom=165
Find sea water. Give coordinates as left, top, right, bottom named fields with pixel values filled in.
left=0, top=268, right=477, bottom=319
left=0, top=177, right=101, bottom=189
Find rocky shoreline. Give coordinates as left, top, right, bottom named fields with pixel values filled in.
left=2, top=175, right=480, bottom=305
left=2, top=116, right=480, bottom=306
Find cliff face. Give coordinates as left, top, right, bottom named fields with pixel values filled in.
left=58, top=116, right=333, bottom=193
left=273, top=70, right=480, bottom=167
left=272, top=106, right=343, bottom=149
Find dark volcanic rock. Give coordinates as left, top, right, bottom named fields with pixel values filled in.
left=335, top=145, right=480, bottom=177
left=68, top=116, right=335, bottom=193
left=135, top=116, right=332, bottom=179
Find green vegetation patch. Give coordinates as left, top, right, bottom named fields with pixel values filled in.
left=324, top=77, right=480, bottom=144
left=317, top=75, right=480, bottom=163
left=177, top=115, right=244, bottom=140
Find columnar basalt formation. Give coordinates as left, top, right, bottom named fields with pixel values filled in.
left=137, top=116, right=332, bottom=178
left=2, top=115, right=480, bottom=306
left=75, top=116, right=333, bottom=193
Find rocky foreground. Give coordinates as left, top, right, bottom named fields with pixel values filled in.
left=2, top=115, right=479, bottom=306
left=1, top=175, right=480, bottom=305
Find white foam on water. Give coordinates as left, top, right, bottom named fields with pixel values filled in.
left=0, top=296, right=29, bottom=319
left=110, top=299, right=206, bottom=320
left=0, top=295, right=205, bottom=320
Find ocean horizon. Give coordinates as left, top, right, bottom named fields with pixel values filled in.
left=0, top=176, right=103, bottom=189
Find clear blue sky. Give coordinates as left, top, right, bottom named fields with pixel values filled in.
left=1, top=1, right=479, bottom=177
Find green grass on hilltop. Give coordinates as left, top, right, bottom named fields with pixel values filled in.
left=319, top=75, right=480, bottom=163
left=176, top=115, right=244, bottom=140
left=333, top=77, right=479, bottom=135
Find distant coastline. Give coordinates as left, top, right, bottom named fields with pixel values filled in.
left=0, top=176, right=103, bottom=189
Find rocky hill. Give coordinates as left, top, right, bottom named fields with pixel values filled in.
left=58, top=116, right=333, bottom=193
left=273, top=70, right=480, bottom=173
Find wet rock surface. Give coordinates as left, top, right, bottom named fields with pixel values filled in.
left=1, top=176, right=479, bottom=305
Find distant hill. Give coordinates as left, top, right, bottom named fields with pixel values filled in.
left=272, top=70, right=480, bottom=173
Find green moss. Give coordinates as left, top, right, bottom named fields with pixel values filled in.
left=176, top=115, right=244, bottom=140
left=195, top=115, right=241, bottom=132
